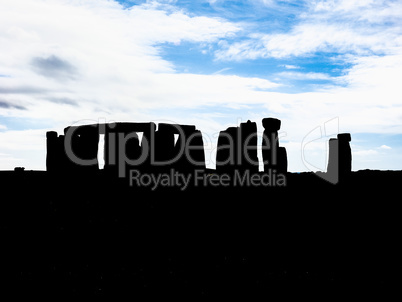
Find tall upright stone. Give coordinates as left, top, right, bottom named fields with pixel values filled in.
left=184, top=129, right=206, bottom=171
left=140, top=122, right=156, bottom=171
left=327, top=138, right=339, bottom=177
left=154, top=123, right=180, bottom=172
left=277, top=147, right=288, bottom=174
left=46, top=131, right=59, bottom=173
left=173, top=125, right=197, bottom=172
left=262, top=118, right=281, bottom=173
left=338, top=133, right=352, bottom=177
left=115, top=124, right=141, bottom=177
left=239, top=120, right=259, bottom=174
left=216, top=126, right=238, bottom=174
left=56, top=135, right=69, bottom=171
left=327, top=133, right=352, bottom=181
left=104, top=123, right=117, bottom=175
left=216, top=120, right=260, bottom=174
left=156, top=124, right=205, bottom=173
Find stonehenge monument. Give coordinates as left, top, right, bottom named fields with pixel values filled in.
left=46, top=118, right=354, bottom=180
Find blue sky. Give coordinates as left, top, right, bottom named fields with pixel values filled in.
left=1, top=0, right=402, bottom=171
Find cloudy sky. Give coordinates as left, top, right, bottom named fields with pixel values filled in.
left=1, top=0, right=402, bottom=172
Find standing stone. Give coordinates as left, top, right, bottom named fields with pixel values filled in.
left=46, top=131, right=72, bottom=173
left=262, top=118, right=281, bottom=173
left=327, top=138, right=339, bottom=177
left=140, top=123, right=156, bottom=171
left=216, top=126, right=238, bottom=174
left=186, top=130, right=206, bottom=171
left=277, top=147, right=288, bottom=174
left=239, top=120, right=259, bottom=174
left=104, top=123, right=117, bottom=175
left=154, top=123, right=179, bottom=172
left=338, top=133, right=352, bottom=176
left=46, top=131, right=58, bottom=173
left=327, top=133, right=352, bottom=181
left=173, top=125, right=194, bottom=172
left=120, top=125, right=141, bottom=176
left=57, top=135, right=69, bottom=171
left=170, top=124, right=205, bottom=173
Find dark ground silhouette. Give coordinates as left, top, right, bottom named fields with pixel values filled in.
left=0, top=119, right=401, bottom=298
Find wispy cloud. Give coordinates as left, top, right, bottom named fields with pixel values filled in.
left=283, top=65, right=300, bottom=69
left=0, top=100, right=26, bottom=110
left=31, top=55, right=78, bottom=81
left=308, top=0, right=402, bottom=24
left=46, top=97, right=78, bottom=106
left=215, top=0, right=402, bottom=60
left=277, top=71, right=331, bottom=80
left=215, top=22, right=400, bottom=60
left=0, top=0, right=242, bottom=123
left=212, top=67, right=232, bottom=75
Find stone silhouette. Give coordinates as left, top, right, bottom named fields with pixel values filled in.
left=262, top=118, right=287, bottom=173
left=46, top=130, right=63, bottom=172
left=46, top=119, right=357, bottom=183
left=46, top=122, right=205, bottom=177
left=216, top=120, right=259, bottom=174
left=277, top=147, right=288, bottom=173
left=155, top=123, right=205, bottom=173
left=239, top=120, right=259, bottom=174
left=327, top=133, right=352, bottom=180
left=46, top=118, right=291, bottom=176
left=103, top=122, right=156, bottom=177
left=47, top=126, right=99, bottom=173
left=216, top=126, right=238, bottom=174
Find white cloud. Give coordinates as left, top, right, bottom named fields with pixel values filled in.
left=379, top=145, right=391, bottom=150
left=211, top=0, right=402, bottom=150
left=215, top=22, right=400, bottom=60
left=283, top=65, right=300, bottom=69
left=277, top=71, right=331, bottom=80
left=0, top=129, right=46, bottom=170
left=338, top=53, right=402, bottom=90
left=310, top=0, right=377, bottom=13
left=260, top=0, right=275, bottom=6
left=309, top=0, right=402, bottom=24
left=0, top=129, right=45, bottom=151
left=215, top=0, right=402, bottom=60
left=0, top=0, right=241, bottom=123
left=0, top=0, right=281, bottom=170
